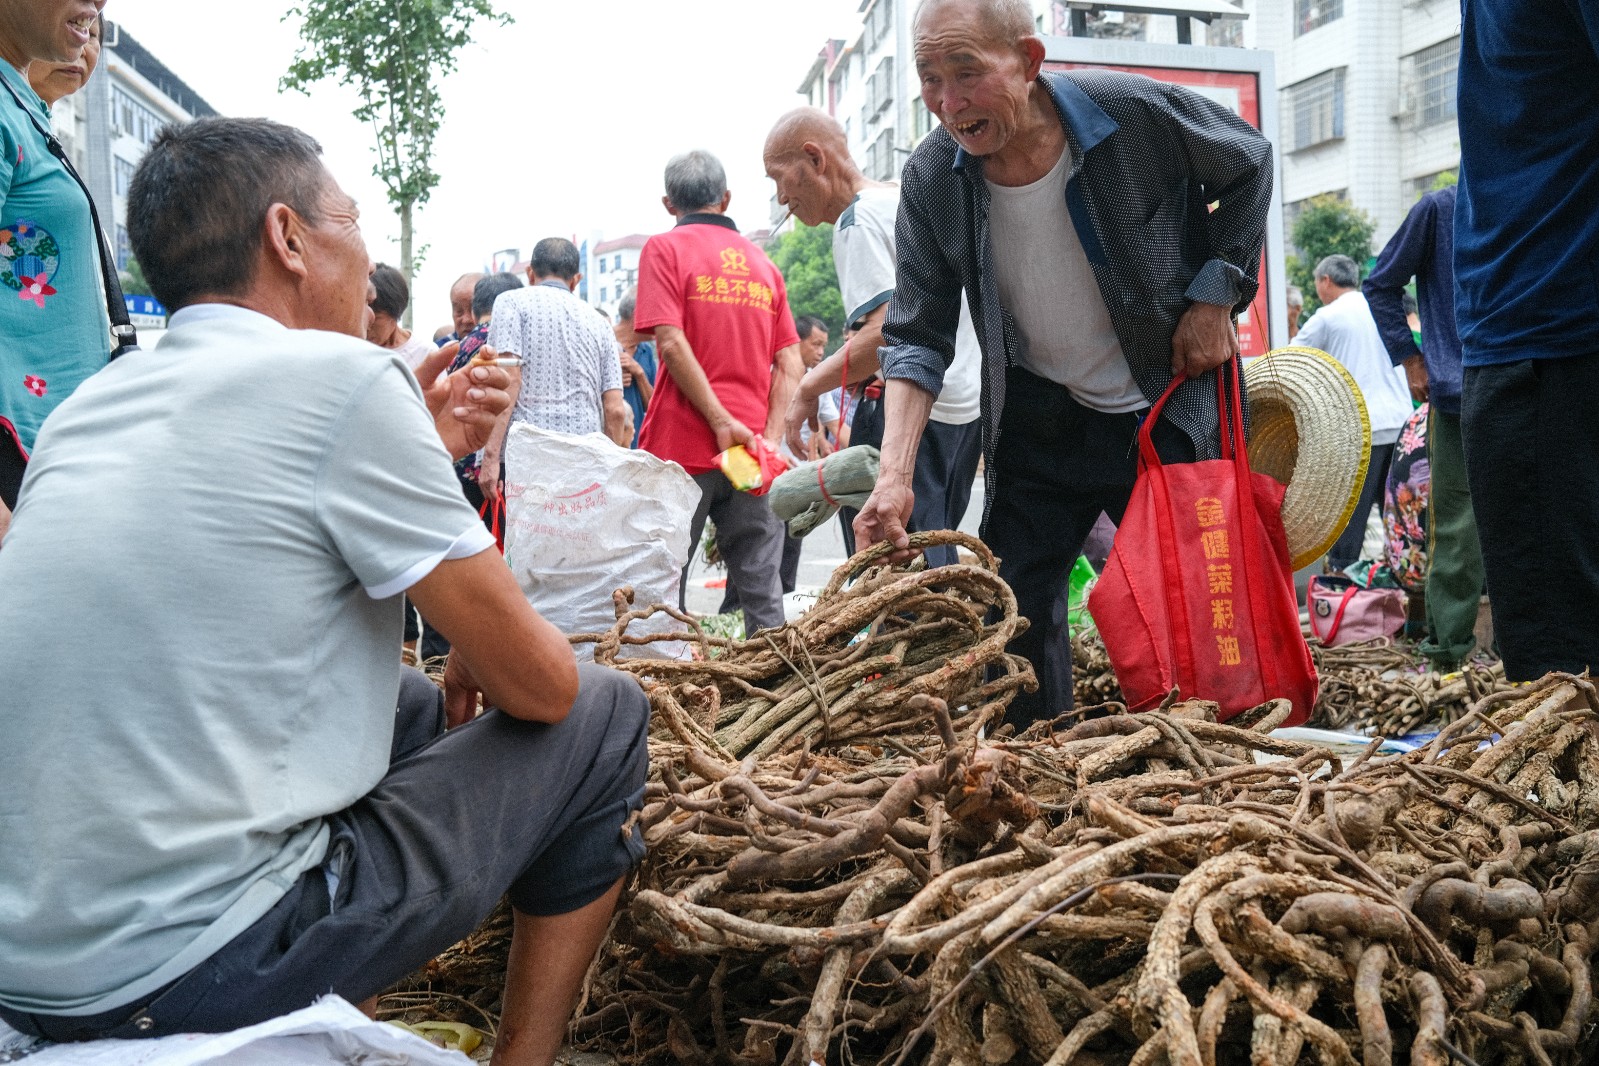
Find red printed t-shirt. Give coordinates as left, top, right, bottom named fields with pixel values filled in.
left=633, top=215, right=799, bottom=474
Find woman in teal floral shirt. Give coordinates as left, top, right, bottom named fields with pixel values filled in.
left=1, top=0, right=110, bottom=540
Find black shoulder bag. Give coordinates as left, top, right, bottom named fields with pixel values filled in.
left=2, top=73, right=139, bottom=360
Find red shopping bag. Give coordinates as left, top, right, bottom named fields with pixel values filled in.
left=1087, top=360, right=1317, bottom=726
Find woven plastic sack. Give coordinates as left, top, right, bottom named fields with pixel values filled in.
left=503, top=424, right=699, bottom=660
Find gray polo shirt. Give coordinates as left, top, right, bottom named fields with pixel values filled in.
left=0, top=304, right=493, bottom=1015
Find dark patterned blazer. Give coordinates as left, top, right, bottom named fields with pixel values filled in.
left=880, top=69, right=1273, bottom=522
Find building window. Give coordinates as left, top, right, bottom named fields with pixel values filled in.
left=1210, top=17, right=1244, bottom=48
left=866, top=127, right=898, bottom=182
left=598, top=258, right=607, bottom=274
left=614, top=254, right=622, bottom=271
left=600, top=287, right=608, bottom=304
left=864, top=0, right=893, bottom=51
left=1408, top=169, right=1457, bottom=201
left=1409, top=37, right=1460, bottom=129
left=866, top=56, right=895, bottom=119
left=1287, top=69, right=1345, bottom=152
left=111, top=87, right=165, bottom=147
left=1284, top=190, right=1347, bottom=256
left=1294, top=0, right=1341, bottom=36
left=115, top=224, right=132, bottom=271
left=113, top=156, right=136, bottom=197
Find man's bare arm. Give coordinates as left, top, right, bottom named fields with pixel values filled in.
left=602, top=389, right=633, bottom=447
left=654, top=324, right=750, bottom=451
left=766, top=344, right=804, bottom=443
left=785, top=307, right=888, bottom=455
left=410, top=545, right=579, bottom=728
left=477, top=365, right=521, bottom=503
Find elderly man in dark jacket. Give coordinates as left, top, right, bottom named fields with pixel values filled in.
left=855, top=0, right=1273, bottom=725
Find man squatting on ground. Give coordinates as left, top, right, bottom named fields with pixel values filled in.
left=764, top=108, right=985, bottom=571
left=853, top=0, right=1273, bottom=727
left=0, top=118, right=649, bottom=1066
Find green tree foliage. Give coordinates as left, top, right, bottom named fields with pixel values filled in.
left=1286, top=195, right=1377, bottom=318
left=281, top=0, right=511, bottom=325
left=118, top=257, right=151, bottom=299
left=766, top=223, right=846, bottom=345
left=1429, top=170, right=1458, bottom=192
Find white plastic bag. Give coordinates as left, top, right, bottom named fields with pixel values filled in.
left=503, top=425, right=699, bottom=659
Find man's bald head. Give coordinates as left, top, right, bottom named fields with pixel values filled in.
left=763, top=107, right=866, bottom=227
left=764, top=107, right=848, bottom=164
left=913, top=0, right=1035, bottom=47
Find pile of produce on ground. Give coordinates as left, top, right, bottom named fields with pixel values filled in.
left=392, top=538, right=1599, bottom=1065
left=1074, top=630, right=1517, bottom=739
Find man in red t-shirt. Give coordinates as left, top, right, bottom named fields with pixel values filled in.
left=634, top=150, right=804, bottom=636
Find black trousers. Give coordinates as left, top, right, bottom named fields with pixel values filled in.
left=1, top=431, right=25, bottom=511
left=985, top=368, right=1193, bottom=728
left=1326, top=442, right=1395, bottom=571
left=1462, top=354, right=1599, bottom=680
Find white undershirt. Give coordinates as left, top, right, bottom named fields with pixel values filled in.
left=986, top=148, right=1145, bottom=413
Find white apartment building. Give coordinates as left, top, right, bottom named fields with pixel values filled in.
left=1247, top=0, right=1460, bottom=251
left=49, top=21, right=217, bottom=276
left=790, top=0, right=1459, bottom=254
left=580, top=234, right=648, bottom=320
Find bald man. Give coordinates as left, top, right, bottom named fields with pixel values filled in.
left=856, top=0, right=1273, bottom=727
left=447, top=272, right=486, bottom=343
left=765, top=108, right=982, bottom=568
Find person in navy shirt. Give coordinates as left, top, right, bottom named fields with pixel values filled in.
left=1454, top=0, right=1599, bottom=681
left=1364, top=184, right=1483, bottom=671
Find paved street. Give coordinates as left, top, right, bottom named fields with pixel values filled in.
left=682, top=475, right=987, bottom=617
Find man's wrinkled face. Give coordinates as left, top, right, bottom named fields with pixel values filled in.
left=299, top=176, right=374, bottom=338
left=765, top=150, right=828, bottom=228
left=914, top=2, right=1034, bottom=159
left=800, top=326, right=829, bottom=369
left=449, top=278, right=478, bottom=338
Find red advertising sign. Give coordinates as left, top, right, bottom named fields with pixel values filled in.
left=1045, top=61, right=1274, bottom=357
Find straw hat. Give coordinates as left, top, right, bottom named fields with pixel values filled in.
left=1243, top=346, right=1371, bottom=570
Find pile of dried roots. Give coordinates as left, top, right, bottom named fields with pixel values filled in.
left=1073, top=630, right=1517, bottom=739
left=397, top=539, right=1599, bottom=1064
left=563, top=672, right=1599, bottom=1066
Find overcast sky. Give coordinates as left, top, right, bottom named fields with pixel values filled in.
left=106, top=0, right=868, bottom=332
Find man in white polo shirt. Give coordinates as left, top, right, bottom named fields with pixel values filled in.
left=766, top=108, right=983, bottom=568
left=0, top=118, right=647, bottom=1066
left=1295, top=253, right=1414, bottom=571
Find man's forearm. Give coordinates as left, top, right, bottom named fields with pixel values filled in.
left=798, top=313, right=888, bottom=404
left=479, top=369, right=520, bottom=469
left=766, top=344, right=804, bottom=441
left=656, top=326, right=733, bottom=430
left=602, top=390, right=631, bottom=447
left=879, top=379, right=937, bottom=483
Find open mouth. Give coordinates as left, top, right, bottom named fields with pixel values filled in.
left=67, top=15, right=96, bottom=40
left=951, top=118, right=989, bottom=139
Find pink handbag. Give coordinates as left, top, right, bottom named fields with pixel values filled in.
left=1307, top=575, right=1407, bottom=646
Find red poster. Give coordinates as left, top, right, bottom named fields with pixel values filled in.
left=1046, top=62, right=1272, bottom=357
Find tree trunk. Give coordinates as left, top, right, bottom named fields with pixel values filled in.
left=399, top=198, right=414, bottom=330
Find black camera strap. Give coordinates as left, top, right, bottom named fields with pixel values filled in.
left=2, top=70, right=139, bottom=359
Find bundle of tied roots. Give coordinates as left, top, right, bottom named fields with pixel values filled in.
left=569, top=662, right=1599, bottom=1064
left=575, top=531, right=1036, bottom=760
